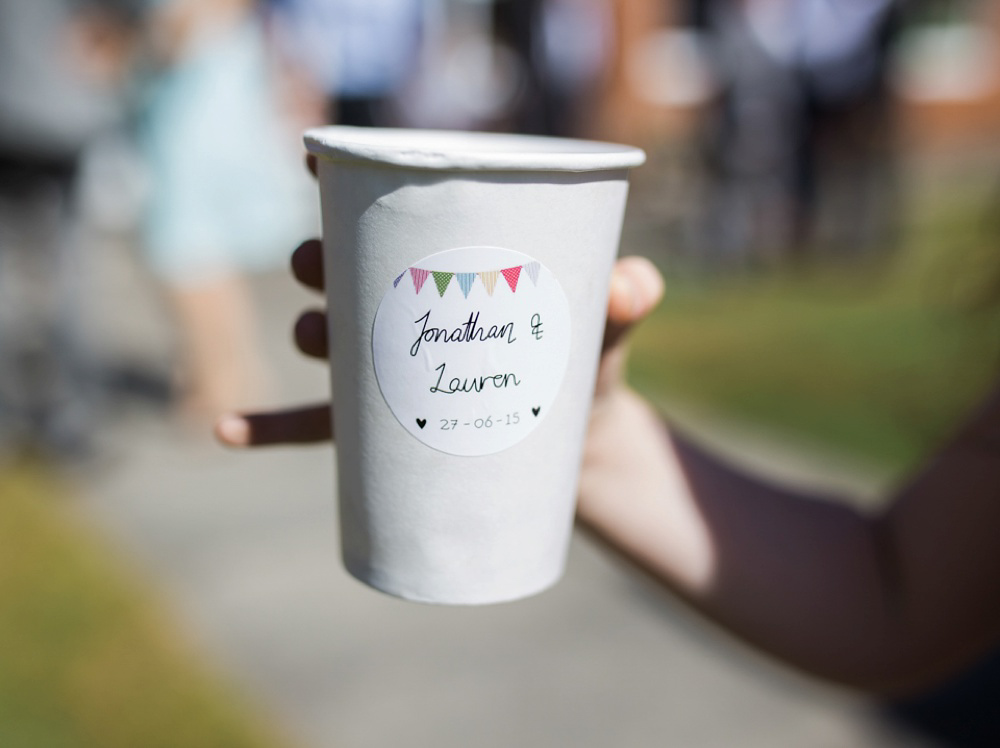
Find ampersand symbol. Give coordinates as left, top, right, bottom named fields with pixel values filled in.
left=531, top=313, right=544, bottom=340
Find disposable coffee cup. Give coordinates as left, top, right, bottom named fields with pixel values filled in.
left=304, top=126, right=644, bottom=604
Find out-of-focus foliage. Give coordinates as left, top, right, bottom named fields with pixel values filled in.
left=0, top=469, right=292, bottom=748
left=629, top=175, right=1000, bottom=473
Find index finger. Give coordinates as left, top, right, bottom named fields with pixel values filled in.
left=291, top=239, right=324, bottom=291
left=215, top=403, right=333, bottom=447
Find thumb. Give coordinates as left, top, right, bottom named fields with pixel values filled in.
left=595, top=256, right=663, bottom=397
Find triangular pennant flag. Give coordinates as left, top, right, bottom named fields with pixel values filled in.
left=524, top=261, right=540, bottom=286
left=410, top=267, right=429, bottom=294
left=393, top=271, right=406, bottom=288
left=501, top=266, right=522, bottom=293
left=432, top=271, right=454, bottom=297
left=479, top=270, right=499, bottom=296
left=456, top=272, right=475, bottom=298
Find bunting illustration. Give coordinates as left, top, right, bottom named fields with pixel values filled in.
left=396, top=264, right=542, bottom=297
left=373, top=245, right=570, bottom=460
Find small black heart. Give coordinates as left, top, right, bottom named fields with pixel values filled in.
left=531, top=407, right=540, bottom=417
left=416, top=418, right=427, bottom=429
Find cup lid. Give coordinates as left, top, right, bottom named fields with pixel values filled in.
left=304, top=126, right=646, bottom=173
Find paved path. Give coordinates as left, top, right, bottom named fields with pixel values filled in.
left=75, top=241, right=928, bottom=748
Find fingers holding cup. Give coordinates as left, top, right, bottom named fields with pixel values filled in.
left=215, top=404, right=333, bottom=447
left=604, top=256, right=663, bottom=348
left=597, top=256, right=663, bottom=397
left=291, top=239, right=325, bottom=292
left=294, top=309, right=329, bottom=359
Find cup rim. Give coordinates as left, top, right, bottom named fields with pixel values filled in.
left=304, top=126, right=646, bottom=172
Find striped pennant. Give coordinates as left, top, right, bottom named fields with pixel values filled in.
left=393, top=271, right=406, bottom=288
left=478, top=270, right=499, bottom=296
left=456, top=272, right=476, bottom=298
left=524, top=261, right=541, bottom=286
left=410, top=267, right=429, bottom=294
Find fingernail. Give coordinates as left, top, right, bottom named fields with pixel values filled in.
left=633, top=259, right=664, bottom=314
left=631, top=278, right=644, bottom=317
left=215, top=415, right=249, bottom=446
left=624, top=273, right=643, bottom=317
left=609, top=272, right=635, bottom=321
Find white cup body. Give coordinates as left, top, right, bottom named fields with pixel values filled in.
left=305, top=127, right=643, bottom=604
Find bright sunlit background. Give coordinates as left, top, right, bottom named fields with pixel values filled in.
left=1, top=0, right=999, bottom=746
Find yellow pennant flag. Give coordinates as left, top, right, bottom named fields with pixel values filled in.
left=478, top=270, right=499, bottom=296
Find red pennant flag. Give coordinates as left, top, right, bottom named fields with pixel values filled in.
left=410, top=268, right=429, bottom=294
left=501, top=266, right=522, bottom=293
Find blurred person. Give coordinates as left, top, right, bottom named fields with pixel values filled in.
left=217, top=220, right=1000, bottom=715
left=537, top=0, right=614, bottom=137
left=139, top=0, right=312, bottom=417
left=492, top=0, right=613, bottom=136
left=0, top=0, right=136, bottom=457
left=264, top=0, right=424, bottom=127
left=393, top=0, right=524, bottom=131
left=689, top=0, right=903, bottom=264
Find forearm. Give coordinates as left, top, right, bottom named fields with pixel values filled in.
left=577, top=389, right=935, bottom=692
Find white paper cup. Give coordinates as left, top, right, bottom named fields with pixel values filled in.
left=304, top=126, right=644, bottom=605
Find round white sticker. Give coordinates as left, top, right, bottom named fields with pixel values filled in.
left=372, top=247, right=571, bottom=456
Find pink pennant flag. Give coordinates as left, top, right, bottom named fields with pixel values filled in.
left=479, top=270, right=499, bottom=296
left=501, top=266, right=522, bottom=293
left=410, top=267, right=429, bottom=294
left=524, top=262, right=540, bottom=286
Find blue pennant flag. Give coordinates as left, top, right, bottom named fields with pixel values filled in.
left=456, top=272, right=476, bottom=298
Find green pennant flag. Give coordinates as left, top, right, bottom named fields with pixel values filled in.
left=432, top=271, right=454, bottom=297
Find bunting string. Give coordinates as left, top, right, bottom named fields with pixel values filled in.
left=399, top=265, right=540, bottom=297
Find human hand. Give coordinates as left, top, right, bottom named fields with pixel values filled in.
left=214, top=239, right=663, bottom=447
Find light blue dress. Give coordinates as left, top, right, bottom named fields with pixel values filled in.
left=141, top=15, right=310, bottom=284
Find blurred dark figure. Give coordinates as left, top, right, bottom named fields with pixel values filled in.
left=0, top=0, right=134, bottom=458
left=492, top=0, right=612, bottom=137
left=265, top=0, right=424, bottom=127
left=689, top=0, right=903, bottom=265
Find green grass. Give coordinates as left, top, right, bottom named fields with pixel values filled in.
left=0, top=469, right=292, bottom=748
left=628, top=185, right=1000, bottom=474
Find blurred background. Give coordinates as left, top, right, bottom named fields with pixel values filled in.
left=2, top=0, right=999, bottom=745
